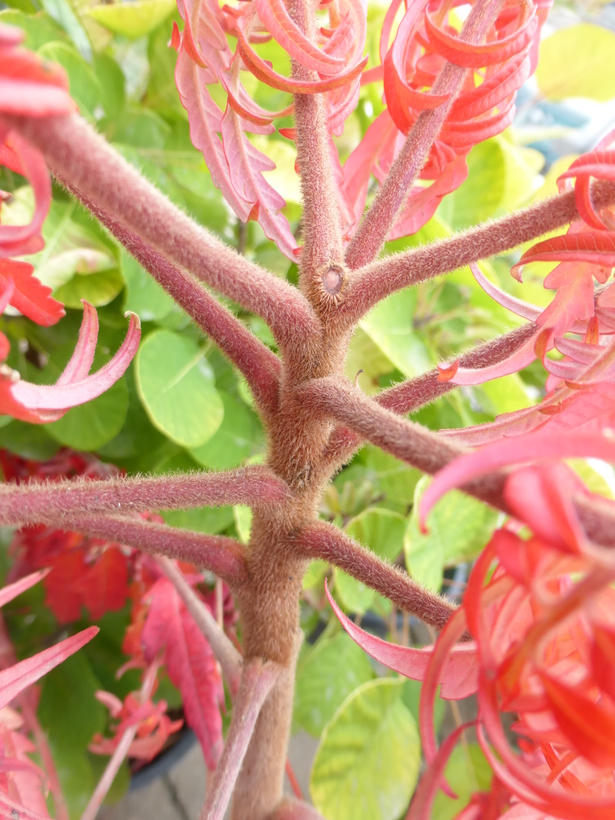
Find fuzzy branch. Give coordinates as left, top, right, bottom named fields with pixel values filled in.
left=345, top=0, right=503, bottom=269
left=324, top=323, right=536, bottom=467
left=292, top=0, right=344, bottom=298
left=7, top=114, right=319, bottom=350
left=0, top=466, right=290, bottom=528
left=157, top=556, right=243, bottom=695
left=302, top=377, right=615, bottom=546
left=296, top=521, right=456, bottom=630
left=200, top=659, right=280, bottom=820
left=339, top=181, right=615, bottom=328
left=74, top=195, right=281, bottom=419
left=55, top=514, right=247, bottom=588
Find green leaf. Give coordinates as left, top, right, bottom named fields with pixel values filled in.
left=536, top=24, right=615, bottom=102
left=405, top=477, right=499, bottom=592
left=294, top=632, right=374, bottom=737
left=0, top=10, right=68, bottom=49
left=233, top=505, right=252, bottom=544
left=190, top=391, right=262, bottom=469
left=360, top=289, right=431, bottom=379
left=54, top=267, right=124, bottom=309
left=40, top=0, right=92, bottom=60
left=135, top=329, right=224, bottom=448
left=334, top=509, right=406, bottom=614
left=310, top=678, right=420, bottom=820
left=162, top=506, right=235, bottom=535
left=432, top=744, right=493, bottom=820
left=38, top=651, right=106, bottom=819
left=46, top=375, right=129, bottom=451
left=37, top=42, right=102, bottom=120
left=88, top=0, right=176, bottom=38
left=0, top=420, right=60, bottom=461
left=121, top=249, right=176, bottom=323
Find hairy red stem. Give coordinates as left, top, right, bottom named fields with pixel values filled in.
left=6, top=114, right=319, bottom=351
left=339, top=181, right=615, bottom=327
left=296, top=521, right=456, bottom=629
left=72, top=194, right=282, bottom=420
left=65, top=515, right=248, bottom=588
left=324, top=323, right=536, bottom=466
left=0, top=466, right=290, bottom=528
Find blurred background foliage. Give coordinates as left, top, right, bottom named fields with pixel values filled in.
left=1, top=0, right=615, bottom=817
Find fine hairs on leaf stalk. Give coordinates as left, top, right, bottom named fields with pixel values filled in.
left=4, top=1, right=615, bottom=819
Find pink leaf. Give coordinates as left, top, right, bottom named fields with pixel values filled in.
left=0, top=627, right=98, bottom=711
left=0, top=134, right=49, bottom=260
left=142, top=578, right=224, bottom=770
left=419, top=431, right=615, bottom=530
left=8, top=311, right=140, bottom=414
left=221, top=103, right=298, bottom=259
left=254, top=0, right=345, bottom=74
left=326, top=581, right=478, bottom=699
left=0, top=570, right=50, bottom=610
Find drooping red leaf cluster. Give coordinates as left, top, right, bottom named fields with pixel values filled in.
left=332, top=438, right=615, bottom=818
left=434, top=133, right=615, bottom=452
left=345, top=0, right=551, bottom=240
left=172, top=0, right=550, bottom=254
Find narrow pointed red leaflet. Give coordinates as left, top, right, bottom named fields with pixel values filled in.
left=538, top=672, right=615, bottom=769
left=0, top=134, right=49, bottom=259
left=514, top=230, right=615, bottom=269
left=73, top=548, right=130, bottom=621
left=419, top=432, right=615, bottom=529
left=0, top=260, right=65, bottom=327
left=0, top=626, right=98, bottom=711
left=236, top=25, right=368, bottom=95
left=56, top=301, right=98, bottom=385
left=254, top=0, right=345, bottom=74
left=221, top=105, right=298, bottom=259
left=406, top=723, right=474, bottom=820
left=592, top=624, right=615, bottom=702
left=10, top=312, right=140, bottom=412
left=325, top=581, right=478, bottom=699
left=439, top=333, right=540, bottom=386
left=449, top=53, right=530, bottom=122
left=0, top=570, right=50, bottom=610
left=142, top=577, right=224, bottom=770
left=175, top=52, right=252, bottom=221
left=470, top=263, right=542, bottom=323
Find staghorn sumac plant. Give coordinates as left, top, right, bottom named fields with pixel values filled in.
left=1, top=0, right=615, bottom=818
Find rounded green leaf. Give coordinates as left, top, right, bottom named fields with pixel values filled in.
left=334, top=509, right=406, bottom=614
left=54, top=268, right=124, bottom=309
left=536, top=24, right=615, bottom=102
left=310, top=678, right=420, bottom=820
left=405, top=476, right=498, bottom=592
left=135, top=330, right=223, bottom=448
left=88, top=0, right=176, bottom=38
left=294, top=632, right=374, bottom=737
left=190, top=391, right=262, bottom=469
left=121, top=249, right=175, bottom=323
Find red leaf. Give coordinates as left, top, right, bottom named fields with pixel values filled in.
left=73, top=547, right=130, bottom=622
left=0, top=569, right=49, bottom=610
left=142, top=578, right=224, bottom=769
left=43, top=550, right=87, bottom=623
left=0, top=260, right=64, bottom=327
left=0, top=134, right=49, bottom=260
left=254, top=0, right=345, bottom=74
left=326, top=581, right=478, bottom=699
left=0, top=626, right=98, bottom=710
